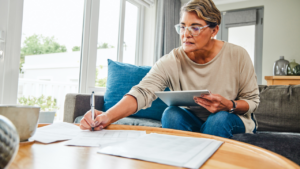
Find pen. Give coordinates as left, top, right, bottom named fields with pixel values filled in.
left=91, top=91, right=95, bottom=131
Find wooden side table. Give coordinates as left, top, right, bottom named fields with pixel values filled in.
left=265, top=76, right=300, bottom=85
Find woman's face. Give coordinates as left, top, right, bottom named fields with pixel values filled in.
left=180, top=12, right=216, bottom=53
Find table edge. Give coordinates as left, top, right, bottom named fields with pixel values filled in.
left=37, top=123, right=300, bottom=169
left=265, top=76, right=300, bottom=80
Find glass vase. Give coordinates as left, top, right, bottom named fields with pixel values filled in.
left=273, top=56, right=289, bottom=76
left=287, top=59, right=299, bottom=75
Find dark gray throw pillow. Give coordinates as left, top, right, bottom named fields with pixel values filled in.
left=255, top=85, right=300, bottom=132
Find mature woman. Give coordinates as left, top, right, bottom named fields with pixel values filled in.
left=80, top=0, right=259, bottom=138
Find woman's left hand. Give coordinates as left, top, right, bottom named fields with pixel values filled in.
left=194, top=93, right=232, bottom=113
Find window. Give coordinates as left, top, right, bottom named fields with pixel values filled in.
left=0, top=0, right=145, bottom=120
left=228, top=25, right=255, bottom=64
left=17, top=0, right=84, bottom=122
left=123, top=1, right=139, bottom=65
left=37, top=77, right=53, bottom=81
left=94, top=0, right=143, bottom=91
left=95, top=0, right=120, bottom=88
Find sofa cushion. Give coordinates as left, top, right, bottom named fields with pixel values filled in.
left=103, top=59, right=168, bottom=121
left=232, top=132, right=300, bottom=165
left=112, top=117, right=162, bottom=127
left=255, top=85, right=300, bottom=132
left=74, top=116, right=83, bottom=124
left=74, top=115, right=162, bottom=128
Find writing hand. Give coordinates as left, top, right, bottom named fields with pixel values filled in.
left=80, top=109, right=111, bottom=131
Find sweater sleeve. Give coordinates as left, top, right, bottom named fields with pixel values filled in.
left=237, top=48, right=260, bottom=116
left=127, top=56, right=171, bottom=113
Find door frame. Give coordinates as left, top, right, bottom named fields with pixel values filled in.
left=0, top=0, right=24, bottom=104
left=217, top=7, right=264, bottom=85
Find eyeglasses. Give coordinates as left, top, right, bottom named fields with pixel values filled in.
left=174, top=24, right=210, bottom=36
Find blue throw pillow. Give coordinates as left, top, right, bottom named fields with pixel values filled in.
left=103, top=59, right=168, bottom=121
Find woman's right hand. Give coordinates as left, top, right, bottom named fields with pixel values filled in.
left=79, top=109, right=111, bottom=131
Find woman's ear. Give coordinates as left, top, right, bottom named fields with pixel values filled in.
left=211, top=25, right=219, bottom=38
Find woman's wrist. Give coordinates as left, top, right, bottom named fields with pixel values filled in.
left=225, top=99, right=234, bottom=111
left=104, top=110, right=114, bottom=124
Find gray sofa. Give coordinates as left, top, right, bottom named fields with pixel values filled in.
left=63, top=85, right=300, bottom=165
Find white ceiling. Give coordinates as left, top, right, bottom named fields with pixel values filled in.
left=181, top=0, right=250, bottom=5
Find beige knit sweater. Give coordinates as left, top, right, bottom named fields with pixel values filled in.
left=128, top=42, right=260, bottom=133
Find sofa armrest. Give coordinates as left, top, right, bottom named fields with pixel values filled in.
left=63, top=93, right=104, bottom=123
left=64, top=93, right=77, bottom=123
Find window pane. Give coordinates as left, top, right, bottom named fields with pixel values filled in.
left=228, top=25, right=255, bottom=64
left=95, top=0, right=120, bottom=88
left=18, top=0, right=84, bottom=122
left=123, top=2, right=138, bottom=65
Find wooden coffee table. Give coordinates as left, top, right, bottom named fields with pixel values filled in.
left=7, top=124, right=300, bottom=169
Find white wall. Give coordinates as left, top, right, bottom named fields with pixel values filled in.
left=217, top=0, right=300, bottom=84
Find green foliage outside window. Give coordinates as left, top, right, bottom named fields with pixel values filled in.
left=97, top=43, right=114, bottom=49
left=96, top=77, right=107, bottom=87
left=95, top=65, right=107, bottom=87
left=19, top=34, right=111, bottom=87
left=18, top=95, right=59, bottom=112
left=19, top=34, right=67, bottom=73
left=72, top=46, right=80, bottom=51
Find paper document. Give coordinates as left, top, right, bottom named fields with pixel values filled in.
left=30, top=122, right=146, bottom=146
left=65, top=130, right=146, bottom=147
left=30, top=122, right=80, bottom=143
left=98, top=133, right=223, bottom=169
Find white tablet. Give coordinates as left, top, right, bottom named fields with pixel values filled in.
left=155, top=90, right=210, bottom=107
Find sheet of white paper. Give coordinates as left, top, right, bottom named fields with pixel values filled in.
left=65, top=130, right=146, bottom=147
left=30, top=122, right=80, bottom=143
left=98, top=133, right=223, bottom=169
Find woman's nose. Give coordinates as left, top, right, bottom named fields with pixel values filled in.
left=183, top=28, right=192, bottom=38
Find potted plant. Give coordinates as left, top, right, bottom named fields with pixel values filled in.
left=18, top=95, right=58, bottom=123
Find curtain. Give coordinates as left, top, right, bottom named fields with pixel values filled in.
left=224, top=9, right=257, bottom=28
left=153, top=0, right=181, bottom=64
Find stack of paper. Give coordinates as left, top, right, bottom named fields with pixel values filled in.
left=31, top=123, right=223, bottom=168
left=30, top=122, right=146, bottom=147
left=30, top=122, right=80, bottom=143
left=98, top=133, right=223, bottom=168
left=65, top=130, right=146, bottom=147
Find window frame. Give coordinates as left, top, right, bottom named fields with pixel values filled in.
left=84, top=0, right=144, bottom=94
left=79, top=0, right=100, bottom=94
left=123, top=0, right=145, bottom=66
left=0, top=0, right=24, bottom=104
left=0, top=0, right=145, bottom=104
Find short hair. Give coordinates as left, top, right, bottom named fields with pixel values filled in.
left=181, top=0, right=221, bottom=28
